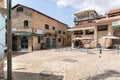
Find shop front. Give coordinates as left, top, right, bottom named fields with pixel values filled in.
left=12, top=32, right=32, bottom=51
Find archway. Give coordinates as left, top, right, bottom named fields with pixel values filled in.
left=112, top=28, right=120, bottom=45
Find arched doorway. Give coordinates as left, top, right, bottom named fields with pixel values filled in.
left=74, top=40, right=82, bottom=48
left=112, top=28, right=120, bottom=45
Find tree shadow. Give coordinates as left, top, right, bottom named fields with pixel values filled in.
left=11, top=71, right=64, bottom=80
left=87, top=70, right=120, bottom=80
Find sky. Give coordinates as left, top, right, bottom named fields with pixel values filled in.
left=12, top=0, right=120, bottom=27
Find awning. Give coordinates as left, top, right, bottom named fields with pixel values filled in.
left=68, top=27, right=95, bottom=31
left=13, top=32, right=32, bottom=37
left=112, top=20, right=120, bottom=28
left=13, top=32, right=44, bottom=37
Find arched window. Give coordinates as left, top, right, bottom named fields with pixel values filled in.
left=24, top=20, right=28, bottom=28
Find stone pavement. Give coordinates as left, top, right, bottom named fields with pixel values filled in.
left=4, top=48, right=120, bottom=80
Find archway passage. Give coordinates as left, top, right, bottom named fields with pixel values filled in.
left=112, top=28, right=120, bottom=45
left=74, top=40, right=83, bottom=48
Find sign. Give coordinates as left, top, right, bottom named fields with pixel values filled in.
left=12, top=28, right=16, bottom=32
left=0, top=13, right=5, bottom=61
left=37, top=29, right=43, bottom=34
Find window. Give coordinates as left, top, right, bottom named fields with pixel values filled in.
left=38, top=36, right=41, bottom=43
left=74, top=30, right=83, bottom=35
left=58, top=38, right=61, bottom=42
left=53, top=26, right=55, bottom=30
left=45, top=24, right=49, bottom=29
left=17, top=7, right=23, bottom=12
left=24, top=20, right=28, bottom=28
left=85, top=30, right=94, bottom=35
left=63, top=31, right=65, bottom=35
left=58, top=30, right=61, bottom=34
left=97, top=25, right=108, bottom=31
left=88, top=20, right=93, bottom=23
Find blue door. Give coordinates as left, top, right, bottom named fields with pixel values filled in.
left=52, top=39, right=56, bottom=48
left=0, top=14, right=5, bottom=60
left=46, top=38, right=50, bottom=48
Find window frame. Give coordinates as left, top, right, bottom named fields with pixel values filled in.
left=16, top=7, right=23, bottom=12
left=24, top=20, right=29, bottom=28
left=45, top=24, right=49, bottom=30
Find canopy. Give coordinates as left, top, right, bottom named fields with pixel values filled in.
left=101, top=35, right=120, bottom=39
left=14, top=32, right=32, bottom=37
left=68, top=27, right=95, bottom=31
left=73, top=37, right=93, bottom=41
left=73, top=37, right=83, bottom=40
left=82, top=37, right=93, bottom=40
left=112, top=20, right=120, bottom=28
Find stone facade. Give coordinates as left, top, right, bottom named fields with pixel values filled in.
left=69, top=9, right=120, bottom=48
left=12, top=4, right=71, bottom=51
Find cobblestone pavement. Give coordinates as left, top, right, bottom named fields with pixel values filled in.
left=4, top=48, right=120, bottom=80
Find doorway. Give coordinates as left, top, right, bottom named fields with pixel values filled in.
left=21, top=37, right=28, bottom=50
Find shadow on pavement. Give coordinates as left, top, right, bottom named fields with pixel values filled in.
left=12, top=71, right=64, bottom=80
left=87, top=70, right=120, bottom=80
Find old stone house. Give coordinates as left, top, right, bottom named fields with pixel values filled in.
left=68, top=9, right=120, bottom=48
left=12, top=4, right=71, bottom=51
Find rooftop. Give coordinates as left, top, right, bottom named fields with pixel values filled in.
left=108, top=8, right=120, bottom=15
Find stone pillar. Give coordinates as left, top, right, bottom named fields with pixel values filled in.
left=28, top=37, right=32, bottom=51
left=17, top=37, right=21, bottom=51
left=94, top=26, right=98, bottom=47
left=107, top=24, right=113, bottom=47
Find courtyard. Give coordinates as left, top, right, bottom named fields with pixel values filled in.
left=4, top=48, right=120, bottom=80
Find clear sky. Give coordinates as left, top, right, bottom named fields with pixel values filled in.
left=12, top=0, right=120, bottom=27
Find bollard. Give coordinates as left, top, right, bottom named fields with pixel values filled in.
left=99, top=48, right=102, bottom=58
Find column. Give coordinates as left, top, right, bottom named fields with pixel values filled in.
left=17, top=37, right=21, bottom=51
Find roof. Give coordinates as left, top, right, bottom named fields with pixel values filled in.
left=74, top=10, right=98, bottom=17
left=12, top=4, right=68, bottom=26
left=73, top=23, right=95, bottom=28
left=96, top=16, right=120, bottom=25
left=108, top=8, right=120, bottom=15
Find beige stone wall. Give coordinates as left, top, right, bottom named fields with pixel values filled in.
left=32, top=11, right=69, bottom=48
left=12, top=6, right=33, bottom=32
left=97, top=23, right=113, bottom=48
left=12, top=5, right=70, bottom=51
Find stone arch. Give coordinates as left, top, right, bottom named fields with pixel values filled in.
left=112, top=28, right=120, bottom=45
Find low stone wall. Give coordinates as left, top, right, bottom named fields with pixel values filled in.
left=0, top=59, right=4, bottom=79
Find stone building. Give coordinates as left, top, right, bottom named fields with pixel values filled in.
left=68, top=9, right=120, bottom=48
left=12, top=4, right=71, bottom=51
